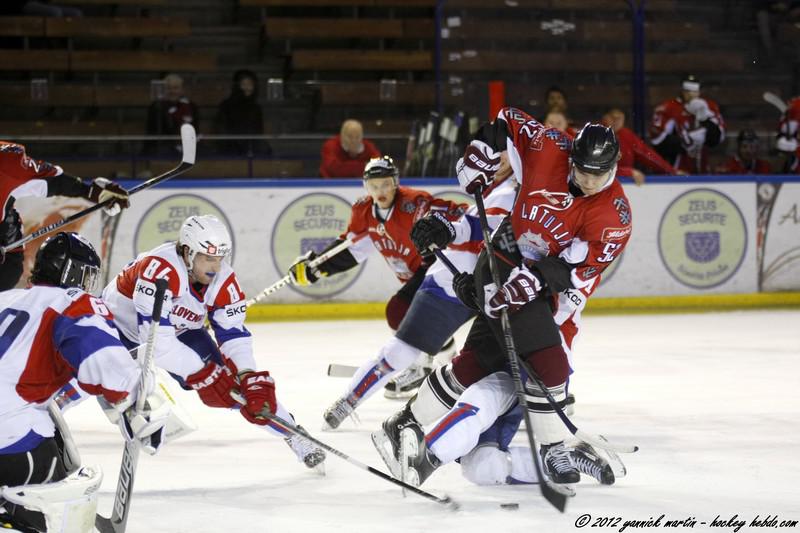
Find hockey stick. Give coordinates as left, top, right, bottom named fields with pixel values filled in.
left=246, top=232, right=368, bottom=307
left=96, top=278, right=169, bottom=533
left=763, top=91, right=788, bottom=114
left=432, top=248, right=637, bottom=455
left=1, top=124, right=196, bottom=257
left=327, top=363, right=358, bottom=377
left=470, top=191, right=570, bottom=512
left=230, top=392, right=458, bottom=510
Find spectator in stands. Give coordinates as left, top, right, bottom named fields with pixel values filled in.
left=716, top=129, right=771, bottom=174
left=320, top=119, right=380, bottom=178
left=776, top=94, right=800, bottom=172
left=214, top=69, right=271, bottom=157
left=649, top=74, right=725, bottom=174
left=146, top=74, right=199, bottom=155
left=544, top=86, right=568, bottom=114
left=603, top=107, right=681, bottom=185
left=544, top=110, right=570, bottom=135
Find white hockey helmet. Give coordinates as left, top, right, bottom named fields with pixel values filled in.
left=178, top=215, right=232, bottom=264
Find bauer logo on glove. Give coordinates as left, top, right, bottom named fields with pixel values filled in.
left=485, top=265, right=543, bottom=318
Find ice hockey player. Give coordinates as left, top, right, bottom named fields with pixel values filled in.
left=0, top=232, right=170, bottom=533
left=1, top=141, right=130, bottom=291
left=99, top=215, right=326, bottom=469
left=649, top=74, right=725, bottom=174
left=320, top=158, right=516, bottom=430
left=776, top=95, right=800, bottom=173
left=373, top=112, right=632, bottom=487
left=288, top=156, right=467, bottom=397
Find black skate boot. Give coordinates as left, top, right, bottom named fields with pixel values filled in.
left=540, top=441, right=580, bottom=484
left=572, top=442, right=615, bottom=485
left=371, top=404, right=421, bottom=478
left=400, top=422, right=441, bottom=487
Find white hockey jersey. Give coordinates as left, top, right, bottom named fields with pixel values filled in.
left=0, top=285, right=140, bottom=454
left=101, top=242, right=253, bottom=380
left=423, top=176, right=517, bottom=299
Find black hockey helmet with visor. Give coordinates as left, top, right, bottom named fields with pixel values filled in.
left=571, top=123, right=619, bottom=174
left=30, top=232, right=101, bottom=292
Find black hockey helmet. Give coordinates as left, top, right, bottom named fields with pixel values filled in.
left=571, top=123, right=620, bottom=174
left=363, top=156, right=400, bottom=184
left=737, top=129, right=759, bottom=146
left=30, top=232, right=101, bottom=291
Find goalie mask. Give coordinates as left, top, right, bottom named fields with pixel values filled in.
left=30, top=232, right=101, bottom=292
left=178, top=215, right=232, bottom=268
left=569, top=123, right=619, bottom=196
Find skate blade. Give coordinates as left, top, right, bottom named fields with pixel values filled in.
left=371, top=429, right=402, bottom=479
left=399, top=427, right=422, bottom=488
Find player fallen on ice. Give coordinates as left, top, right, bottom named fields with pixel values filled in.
left=0, top=232, right=170, bottom=533
left=373, top=114, right=632, bottom=487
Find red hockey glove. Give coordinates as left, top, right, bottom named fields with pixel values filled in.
left=486, top=266, right=542, bottom=318
left=456, top=140, right=501, bottom=194
left=87, top=177, right=130, bottom=216
left=239, top=371, right=277, bottom=426
left=186, top=361, right=238, bottom=408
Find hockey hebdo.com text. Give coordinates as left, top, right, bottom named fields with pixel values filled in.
left=573, top=513, right=799, bottom=532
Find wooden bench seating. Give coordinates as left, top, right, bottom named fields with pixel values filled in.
left=242, top=0, right=435, bottom=6
left=292, top=49, right=432, bottom=70
left=442, top=19, right=707, bottom=42
left=444, top=0, right=674, bottom=10
left=0, top=49, right=214, bottom=72
left=0, top=16, right=189, bottom=38
left=0, top=120, right=142, bottom=136
left=264, top=17, right=435, bottom=40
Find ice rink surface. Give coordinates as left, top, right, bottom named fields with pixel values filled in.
left=65, top=310, right=800, bottom=533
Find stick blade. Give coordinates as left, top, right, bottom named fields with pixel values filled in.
left=541, top=481, right=571, bottom=513
left=180, top=124, right=197, bottom=165
left=95, top=515, right=118, bottom=533
left=763, top=91, right=788, bottom=113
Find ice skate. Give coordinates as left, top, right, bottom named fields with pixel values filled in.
left=540, top=441, right=579, bottom=484
left=285, top=425, right=326, bottom=473
left=371, top=404, right=420, bottom=478
left=322, top=396, right=359, bottom=430
left=400, top=423, right=440, bottom=487
left=572, top=442, right=615, bottom=485
left=383, top=363, right=432, bottom=400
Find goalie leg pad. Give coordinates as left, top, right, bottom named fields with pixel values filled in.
left=1, top=465, right=102, bottom=533
left=48, top=402, right=81, bottom=474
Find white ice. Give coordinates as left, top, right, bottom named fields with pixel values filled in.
left=63, top=310, right=800, bottom=533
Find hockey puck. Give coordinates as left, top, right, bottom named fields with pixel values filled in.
left=500, top=503, right=519, bottom=510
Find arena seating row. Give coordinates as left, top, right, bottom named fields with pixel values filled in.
left=0, top=16, right=188, bottom=38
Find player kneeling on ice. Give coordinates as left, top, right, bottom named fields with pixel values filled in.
left=287, top=156, right=467, bottom=411
left=0, top=232, right=170, bottom=533
left=100, top=215, right=325, bottom=469
left=376, top=371, right=623, bottom=489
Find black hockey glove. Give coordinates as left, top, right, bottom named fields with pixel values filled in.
left=411, top=212, right=457, bottom=256
left=452, top=271, right=481, bottom=312
left=288, top=251, right=323, bottom=286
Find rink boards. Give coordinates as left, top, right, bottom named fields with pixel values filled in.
left=13, top=175, right=800, bottom=315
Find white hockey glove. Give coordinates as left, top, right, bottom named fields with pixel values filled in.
left=684, top=98, right=713, bottom=122
left=485, top=265, right=542, bottom=318
left=682, top=127, right=707, bottom=157
left=776, top=136, right=798, bottom=153
left=456, top=140, right=501, bottom=194
left=101, top=376, right=172, bottom=455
